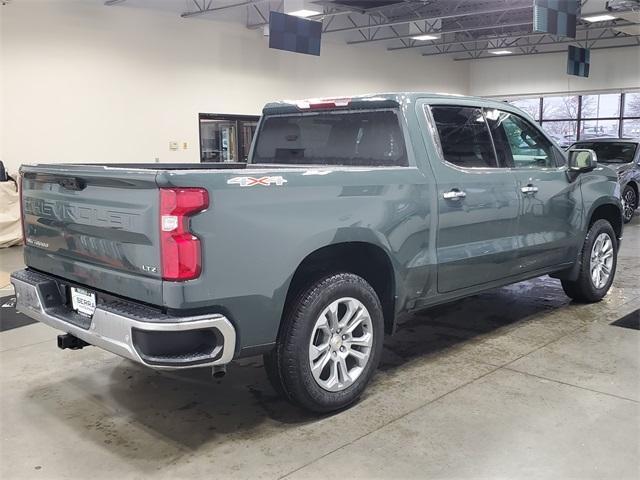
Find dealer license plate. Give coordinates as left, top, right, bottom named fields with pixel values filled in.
left=70, top=287, right=96, bottom=317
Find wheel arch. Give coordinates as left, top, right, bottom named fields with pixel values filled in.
left=283, top=241, right=398, bottom=337
left=588, top=200, right=623, bottom=240
left=551, top=199, right=622, bottom=282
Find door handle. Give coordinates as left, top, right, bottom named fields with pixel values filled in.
left=521, top=185, right=539, bottom=195
left=443, top=189, right=467, bottom=201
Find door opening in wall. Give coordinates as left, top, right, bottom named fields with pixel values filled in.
left=199, top=114, right=260, bottom=163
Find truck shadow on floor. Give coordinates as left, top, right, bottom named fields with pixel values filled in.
left=27, top=276, right=572, bottom=458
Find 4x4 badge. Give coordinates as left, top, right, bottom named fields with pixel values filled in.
left=227, top=176, right=288, bottom=187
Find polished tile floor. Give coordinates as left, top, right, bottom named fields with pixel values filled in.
left=1, top=214, right=638, bottom=479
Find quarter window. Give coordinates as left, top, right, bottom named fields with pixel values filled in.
left=485, top=109, right=556, bottom=168
left=430, top=106, right=499, bottom=168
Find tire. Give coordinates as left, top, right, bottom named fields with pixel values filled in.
left=264, top=273, right=384, bottom=413
left=622, top=185, right=637, bottom=224
left=561, top=219, right=617, bottom=303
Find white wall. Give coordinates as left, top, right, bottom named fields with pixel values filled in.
left=468, top=47, right=640, bottom=98
left=0, top=1, right=469, bottom=173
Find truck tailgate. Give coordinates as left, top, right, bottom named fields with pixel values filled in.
left=21, top=165, right=163, bottom=305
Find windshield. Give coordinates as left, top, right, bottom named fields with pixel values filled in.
left=252, top=109, right=408, bottom=166
left=573, top=142, right=637, bottom=164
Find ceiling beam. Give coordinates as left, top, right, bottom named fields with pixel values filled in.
left=246, top=6, right=358, bottom=28
left=181, top=0, right=265, bottom=18
left=348, top=21, right=534, bottom=45
left=453, top=40, right=640, bottom=60
left=388, top=20, right=636, bottom=51
left=408, top=23, right=634, bottom=54
left=423, top=33, right=638, bottom=57
left=325, top=4, right=532, bottom=34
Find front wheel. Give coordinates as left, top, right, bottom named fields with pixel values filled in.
left=622, top=185, right=637, bottom=224
left=264, top=273, right=384, bottom=413
left=561, top=219, right=617, bottom=303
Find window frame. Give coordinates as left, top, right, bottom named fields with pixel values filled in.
left=426, top=104, right=507, bottom=171
left=506, top=91, right=640, bottom=141
left=250, top=108, right=414, bottom=168
left=198, top=113, right=260, bottom=163
left=426, top=104, right=564, bottom=171
left=487, top=108, right=564, bottom=170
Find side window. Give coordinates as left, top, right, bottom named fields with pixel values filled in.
left=485, top=109, right=556, bottom=168
left=430, top=106, right=499, bottom=168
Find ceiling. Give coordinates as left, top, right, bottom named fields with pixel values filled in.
left=104, top=0, right=640, bottom=60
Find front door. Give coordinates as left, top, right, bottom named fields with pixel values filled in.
left=484, top=108, right=582, bottom=272
left=425, top=104, right=521, bottom=293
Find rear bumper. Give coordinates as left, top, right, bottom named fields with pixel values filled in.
left=10, top=269, right=236, bottom=370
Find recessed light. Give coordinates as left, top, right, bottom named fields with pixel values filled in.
left=288, top=9, right=321, bottom=18
left=411, top=34, right=440, bottom=41
left=582, top=14, right=617, bottom=22
left=489, top=50, right=513, bottom=55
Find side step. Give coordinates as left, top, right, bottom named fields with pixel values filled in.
left=57, top=333, right=90, bottom=350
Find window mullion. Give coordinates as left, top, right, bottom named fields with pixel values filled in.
left=577, top=95, right=582, bottom=141
left=620, top=93, right=625, bottom=137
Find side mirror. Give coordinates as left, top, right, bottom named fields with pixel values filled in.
left=568, top=149, right=597, bottom=172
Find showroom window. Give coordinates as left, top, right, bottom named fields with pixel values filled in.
left=507, top=92, right=640, bottom=146
left=199, top=114, right=260, bottom=162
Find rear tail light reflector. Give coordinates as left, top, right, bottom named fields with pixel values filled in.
left=159, top=188, right=208, bottom=281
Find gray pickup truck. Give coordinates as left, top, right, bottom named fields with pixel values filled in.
left=12, top=93, right=623, bottom=412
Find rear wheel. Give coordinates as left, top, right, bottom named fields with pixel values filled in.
left=622, top=185, right=637, bottom=224
left=561, top=219, right=617, bottom=303
left=264, top=273, right=384, bottom=413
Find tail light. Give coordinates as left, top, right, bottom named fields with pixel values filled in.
left=19, top=174, right=26, bottom=245
left=159, top=188, right=209, bottom=281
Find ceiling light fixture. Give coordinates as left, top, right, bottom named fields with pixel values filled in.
left=582, top=14, right=617, bottom=22
left=288, top=9, right=322, bottom=18
left=411, top=34, right=440, bottom=41
left=489, top=50, right=513, bottom=55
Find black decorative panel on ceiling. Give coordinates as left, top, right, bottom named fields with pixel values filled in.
left=269, top=11, right=322, bottom=56
left=533, top=0, right=579, bottom=38
left=567, top=45, right=590, bottom=77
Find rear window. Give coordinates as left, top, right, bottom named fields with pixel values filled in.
left=252, top=110, right=408, bottom=166
left=572, top=142, right=637, bottom=164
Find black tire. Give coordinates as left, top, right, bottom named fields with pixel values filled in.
left=622, top=185, right=637, bottom=224
left=263, top=273, right=384, bottom=413
left=561, top=219, right=618, bottom=303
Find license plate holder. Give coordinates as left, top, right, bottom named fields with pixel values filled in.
left=70, top=287, right=96, bottom=317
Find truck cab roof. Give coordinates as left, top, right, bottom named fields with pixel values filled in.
left=262, top=92, right=515, bottom=115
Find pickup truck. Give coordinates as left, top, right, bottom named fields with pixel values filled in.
left=12, top=93, right=623, bottom=413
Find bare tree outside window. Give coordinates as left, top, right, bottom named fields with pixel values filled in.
left=508, top=92, right=640, bottom=142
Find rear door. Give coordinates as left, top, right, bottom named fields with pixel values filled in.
left=21, top=165, right=164, bottom=305
left=484, top=108, right=581, bottom=272
left=420, top=103, right=521, bottom=293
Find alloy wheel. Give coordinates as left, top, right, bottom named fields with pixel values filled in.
left=590, top=232, right=614, bottom=289
left=308, top=297, right=373, bottom=392
left=622, top=188, right=636, bottom=222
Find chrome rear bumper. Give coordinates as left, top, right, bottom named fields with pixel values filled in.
left=11, top=269, right=236, bottom=370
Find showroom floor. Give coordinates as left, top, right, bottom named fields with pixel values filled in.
left=1, top=215, right=638, bottom=480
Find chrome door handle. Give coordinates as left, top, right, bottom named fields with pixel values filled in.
left=521, top=185, right=539, bottom=195
left=443, top=189, right=466, bottom=200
